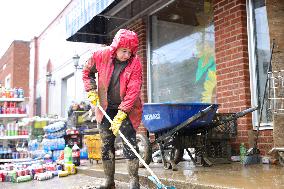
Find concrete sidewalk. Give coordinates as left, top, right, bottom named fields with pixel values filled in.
left=77, top=159, right=284, bottom=189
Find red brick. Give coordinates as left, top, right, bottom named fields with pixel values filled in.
left=0, top=41, right=30, bottom=97
left=214, top=0, right=257, bottom=154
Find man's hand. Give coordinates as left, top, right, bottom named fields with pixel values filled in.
left=109, top=110, right=127, bottom=136
left=87, top=90, right=99, bottom=106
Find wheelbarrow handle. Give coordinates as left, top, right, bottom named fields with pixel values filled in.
left=234, top=106, right=258, bottom=118
left=97, top=105, right=165, bottom=188
left=216, top=106, right=258, bottom=123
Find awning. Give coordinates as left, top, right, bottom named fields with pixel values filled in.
left=65, top=0, right=121, bottom=43
left=66, top=0, right=170, bottom=44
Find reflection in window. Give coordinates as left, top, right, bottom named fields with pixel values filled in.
left=150, top=0, right=215, bottom=103
left=252, top=0, right=272, bottom=125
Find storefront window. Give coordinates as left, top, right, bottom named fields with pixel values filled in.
left=248, top=0, right=272, bottom=127
left=149, top=0, right=215, bottom=103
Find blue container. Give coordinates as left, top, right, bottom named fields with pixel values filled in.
left=142, top=103, right=218, bottom=133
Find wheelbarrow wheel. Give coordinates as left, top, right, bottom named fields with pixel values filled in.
left=136, top=134, right=152, bottom=168
left=164, top=148, right=184, bottom=164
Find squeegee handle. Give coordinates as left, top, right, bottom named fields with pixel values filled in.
left=97, top=105, right=164, bottom=187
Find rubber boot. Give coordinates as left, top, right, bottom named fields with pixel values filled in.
left=98, top=160, right=115, bottom=189
left=127, top=159, right=140, bottom=189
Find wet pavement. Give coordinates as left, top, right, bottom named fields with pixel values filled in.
left=0, top=173, right=146, bottom=189
left=77, top=159, right=284, bottom=189
left=1, top=160, right=283, bottom=189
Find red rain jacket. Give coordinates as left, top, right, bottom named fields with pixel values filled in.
left=82, top=29, right=143, bottom=129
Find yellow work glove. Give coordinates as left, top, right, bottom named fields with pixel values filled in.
left=109, top=110, right=127, bottom=136
left=87, top=90, right=99, bottom=106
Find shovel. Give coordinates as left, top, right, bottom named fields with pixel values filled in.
left=96, top=104, right=175, bottom=189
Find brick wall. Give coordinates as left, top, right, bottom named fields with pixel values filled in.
left=127, top=18, right=148, bottom=135
left=0, top=41, right=30, bottom=97
left=13, top=41, right=30, bottom=97
left=0, top=45, right=14, bottom=86
left=213, top=0, right=254, bottom=153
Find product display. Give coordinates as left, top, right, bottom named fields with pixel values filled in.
left=0, top=97, right=91, bottom=185
left=0, top=159, right=77, bottom=183
left=0, top=88, right=30, bottom=163
left=42, top=120, right=67, bottom=161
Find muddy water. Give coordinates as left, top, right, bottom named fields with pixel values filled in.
left=135, top=161, right=284, bottom=189
left=78, top=159, right=284, bottom=189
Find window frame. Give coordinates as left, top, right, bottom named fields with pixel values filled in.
left=247, top=0, right=273, bottom=130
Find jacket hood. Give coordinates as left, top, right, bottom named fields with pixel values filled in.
left=110, top=29, right=139, bottom=55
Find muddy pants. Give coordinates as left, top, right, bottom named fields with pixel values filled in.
left=99, top=109, right=139, bottom=160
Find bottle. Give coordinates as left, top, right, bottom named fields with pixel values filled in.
left=72, top=143, right=80, bottom=166
left=15, top=123, right=18, bottom=136
left=80, top=146, right=88, bottom=159
left=64, top=145, right=72, bottom=164
left=18, top=88, right=24, bottom=98
left=240, top=143, right=247, bottom=164
left=3, top=147, right=7, bottom=159
left=0, top=124, right=3, bottom=136
left=7, top=123, right=10, bottom=136
left=14, top=88, right=18, bottom=98
left=7, top=147, right=12, bottom=159
left=0, top=145, right=3, bottom=159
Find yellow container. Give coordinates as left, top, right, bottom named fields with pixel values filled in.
left=58, top=171, right=69, bottom=177
left=64, top=163, right=76, bottom=175
left=84, top=134, right=102, bottom=161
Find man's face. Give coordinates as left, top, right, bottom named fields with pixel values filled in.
left=116, top=47, right=132, bottom=62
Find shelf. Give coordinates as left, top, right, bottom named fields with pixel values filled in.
left=0, top=158, right=32, bottom=163
left=0, top=98, right=25, bottom=102
left=0, top=135, right=29, bottom=140
left=0, top=114, right=27, bottom=118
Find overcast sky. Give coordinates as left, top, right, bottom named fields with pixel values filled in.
left=0, top=0, right=70, bottom=57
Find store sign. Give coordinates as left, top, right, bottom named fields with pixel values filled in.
left=65, top=0, right=115, bottom=39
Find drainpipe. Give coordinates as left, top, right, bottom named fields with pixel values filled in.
left=33, top=37, right=39, bottom=116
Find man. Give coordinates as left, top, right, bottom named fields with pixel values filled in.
left=82, top=29, right=143, bottom=189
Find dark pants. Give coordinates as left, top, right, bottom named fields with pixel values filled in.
left=99, top=109, right=139, bottom=160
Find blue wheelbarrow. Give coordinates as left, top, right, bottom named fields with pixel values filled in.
left=137, top=103, right=257, bottom=170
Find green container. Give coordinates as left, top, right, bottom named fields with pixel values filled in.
left=240, top=143, right=247, bottom=164
left=64, top=145, right=72, bottom=164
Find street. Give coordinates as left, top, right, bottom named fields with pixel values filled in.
left=0, top=173, right=146, bottom=189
